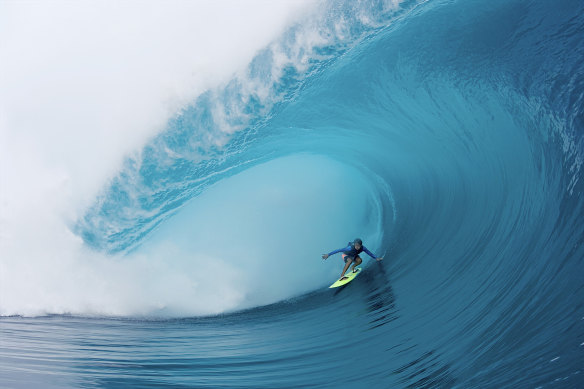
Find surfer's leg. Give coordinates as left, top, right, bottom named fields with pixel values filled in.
left=351, top=256, right=362, bottom=272
left=341, top=256, right=353, bottom=279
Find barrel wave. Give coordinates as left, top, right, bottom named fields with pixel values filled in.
left=1, top=0, right=583, bottom=387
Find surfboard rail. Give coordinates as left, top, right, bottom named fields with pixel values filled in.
left=329, top=267, right=362, bottom=288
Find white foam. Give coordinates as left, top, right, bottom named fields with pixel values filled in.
left=0, top=0, right=317, bottom=316
left=0, top=1, right=315, bottom=206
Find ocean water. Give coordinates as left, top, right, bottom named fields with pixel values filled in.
left=1, top=0, right=583, bottom=387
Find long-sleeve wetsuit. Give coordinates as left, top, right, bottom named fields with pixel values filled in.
left=327, top=243, right=378, bottom=259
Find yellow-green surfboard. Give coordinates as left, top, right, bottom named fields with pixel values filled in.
left=329, top=267, right=362, bottom=288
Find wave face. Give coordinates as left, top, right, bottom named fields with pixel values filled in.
left=1, top=0, right=584, bottom=387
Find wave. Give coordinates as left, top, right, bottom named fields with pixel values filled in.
left=1, top=0, right=583, bottom=336
left=2, top=0, right=583, bottom=387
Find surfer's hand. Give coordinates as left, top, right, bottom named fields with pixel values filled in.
left=376, top=257, right=383, bottom=261
left=322, top=254, right=329, bottom=260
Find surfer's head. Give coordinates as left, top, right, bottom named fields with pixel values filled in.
left=353, top=238, right=362, bottom=249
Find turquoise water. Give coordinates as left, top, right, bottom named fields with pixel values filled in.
left=2, top=0, right=583, bottom=387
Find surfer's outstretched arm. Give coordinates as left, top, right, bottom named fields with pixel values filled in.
left=362, top=246, right=377, bottom=259
left=363, top=246, right=383, bottom=261
left=322, top=245, right=351, bottom=259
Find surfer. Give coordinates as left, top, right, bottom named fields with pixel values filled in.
left=322, top=238, right=383, bottom=279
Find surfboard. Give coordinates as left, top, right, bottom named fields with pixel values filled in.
left=329, top=267, right=362, bottom=288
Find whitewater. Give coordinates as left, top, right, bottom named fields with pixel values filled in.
left=1, top=0, right=583, bottom=387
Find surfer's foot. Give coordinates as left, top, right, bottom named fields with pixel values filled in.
left=352, top=268, right=358, bottom=273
